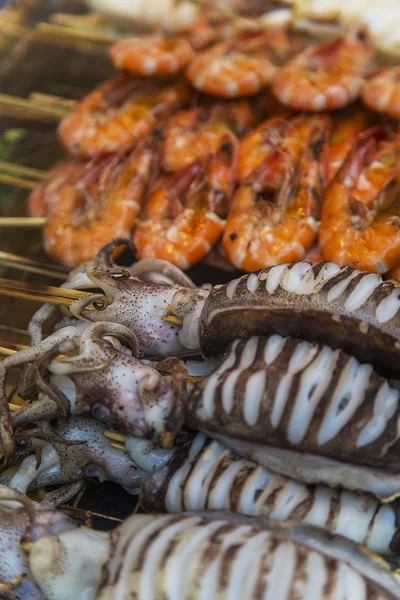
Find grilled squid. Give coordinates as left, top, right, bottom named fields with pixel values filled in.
left=67, top=260, right=400, bottom=377
left=1, top=322, right=187, bottom=460
left=188, top=335, right=400, bottom=499
left=28, top=239, right=197, bottom=354
left=0, top=486, right=78, bottom=600
left=142, top=433, right=400, bottom=556
left=30, top=512, right=400, bottom=600
left=198, top=261, right=400, bottom=377
left=1, top=418, right=146, bottom=505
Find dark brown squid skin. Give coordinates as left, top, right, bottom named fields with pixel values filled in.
left=186, top=334, right=400, bottom=498
left=198, top=261, right=400, bottom=378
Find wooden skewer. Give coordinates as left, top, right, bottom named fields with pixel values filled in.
left=0, top=217, right=46, bottom=227
left=0, top=93, right=68, bottom=118
left=0, top=344, right=21, bottom=357
left=0, top=277, right=93, bottom=306
left=28, top=93, right=77, bottom=110
left=0, top=175, right=37, bottom=190
left=36, top=22, right=118, bottom=44
left=162, top=315, right=184, bottom=326
left=0, top=251, right=68, bottom=280
left=0, top=161, right=50, bottom=181
left=0, top=160, right=48, bottom=190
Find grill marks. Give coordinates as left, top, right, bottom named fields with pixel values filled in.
left=100, top=514, right=400, bottom=599
left=188, top=336, right=400, bottom=469
left=144, top=435, right=399, bottom=555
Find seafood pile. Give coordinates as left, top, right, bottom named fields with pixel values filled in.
left=3, top=239, right=400, bottom=596
left=26, top=8, right=400, bottom=277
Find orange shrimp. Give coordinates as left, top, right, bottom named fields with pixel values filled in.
left=27, top=160, right=83, bottom=218
left=319, top=135, right=400, bottom=273
left=362, top=66, right=400, bottom=120
left=238, top=117, right=303, bottom=189
left=160, top=101, right=259, bottom=173
left=109, top=35, right=194, bottom=78
left=109, top=14, right=229, bottom=78
left=43, top=144, right=153, bottom=268
left=134, top=135, right=239, bottom=269
left=223, top=117, right=328, bottom=271
left=186, top=28, right=292, bottom=98
left=272, top=30, right=375, bottom=111
left=327, top=106, right=373, bottom=183
left=238, top=113, right=332, bottom=191
left=58, top=74, right=189, bottom=158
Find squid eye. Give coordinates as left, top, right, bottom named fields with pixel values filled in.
left=93, top=300, right=107, bottom=311
left=91, top=403, right=111, bottom=423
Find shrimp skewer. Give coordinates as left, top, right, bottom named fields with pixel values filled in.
left=43, top=143, right=154, bottom=268
left=327, top=106, right=374, bottom=183
left=134, top=134, right=239, bottom=269
left=109, top=14, right=229, bottom=78
left=160, top=100, right=260, bottom=173
left=362, top=65, right=400, bottom=120
left=58, top=74, right=189, bottom=158
left=237, top=116, right=302, bottom=190
left=110, top=36, right=195, bottom=78
left=27, top=160, right=84, bottom=219
left=223, top=116, right=329, bottom=271
left=319, top=134, right=400, bottom=273
left=272, top=29, right=375, bottom=111
left=187, top=28, right=293, bottom=98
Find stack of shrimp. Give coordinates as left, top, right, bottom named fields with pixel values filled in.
left=27, top=8, right=400, bottom=278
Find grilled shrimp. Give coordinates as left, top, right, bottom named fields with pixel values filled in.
left=109, top=12, right=231, bottom=78
left=109, top=35, right=194, bottom=78
left=188, top=334, right=400, bottom=498
left=327, top=106, right=373, bottom=183
left=27, top=160, right=83, bottom=219
left=142, top=432, right=400, bottom=555
left=134, top=135, right=238, bottom=269
left=186, top=28, right=292, bottom=98
left=319, top=134, right=400, bottom=273
left=160, top=101, right=259, bottom=173
left=362, top=65, right=400, bottom=120
left=272, top=29, right=375, bottom=111
left=31, top=512, right=400, bottom=600
left=58, top=74, right=189, bottom=158
left=43, top=144, right=153, bottom=268
left=223, top=116, right=328, bottom=271
left=236, top=116, right=302, bottom=189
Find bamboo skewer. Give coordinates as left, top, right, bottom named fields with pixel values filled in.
left=36, top=22, right=118, bottom=44
left=0, top=251, right=68, bottom=280
left=0, top=217, right=46, bottom=227
left=0, top=161, right=50, bottom=180
left=0, top=159, right=49, bottom=190
left=0, top=174, right=37, bottom=190
left=0, top=278, right=93, bottom=306
left=28, top=93, right=77, bottom=110
left=0, top=93, right=69, bottom=119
